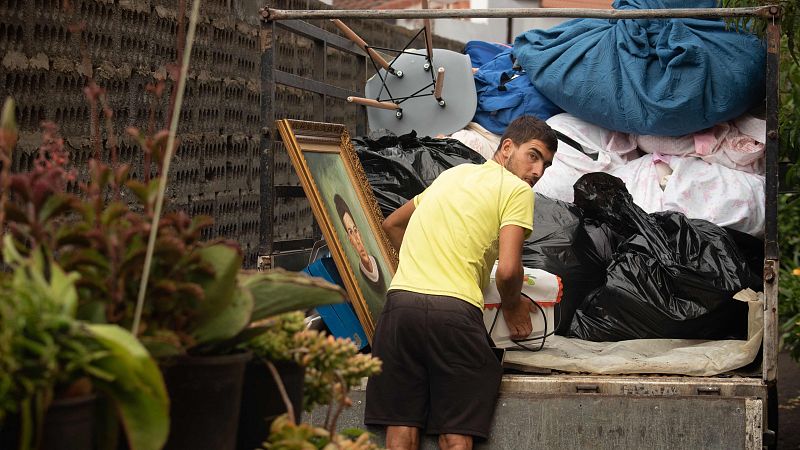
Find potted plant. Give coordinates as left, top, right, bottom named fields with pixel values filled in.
left=237, top=312, right=308, bottom=450
left=151, top=265, right=345, bottom=450
left=252, top=325, right=383, bottom=450
left=0, top=238, right=169, bottom=450
left=0, top=92, right=347, bottom=449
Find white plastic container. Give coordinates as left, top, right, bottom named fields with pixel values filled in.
left=482, top=265, right=562, bottom=349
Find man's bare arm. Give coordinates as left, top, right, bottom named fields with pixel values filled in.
left=382, top=200, right=416, bottom=251
left=496, top=225, right=533, bottom=340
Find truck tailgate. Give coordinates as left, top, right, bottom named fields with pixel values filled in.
left=309, top=374, right=765, bottom=449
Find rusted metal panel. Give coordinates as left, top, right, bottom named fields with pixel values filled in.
left=745, top=398, right=763, bottom=450
left=261, top=6, right=770, bottom=21
left=499, top=374, right=766, bottom=399
left=763, top=261, right=779, bottom=382
left=762, top=15, right=781, bottom=384
left=312, top=391, right=762, bottom=449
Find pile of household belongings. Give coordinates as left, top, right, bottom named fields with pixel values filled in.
left=354, top=0, right=768, bottom=365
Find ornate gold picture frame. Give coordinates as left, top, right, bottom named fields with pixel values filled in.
left=276, top=119, right=397, bottom=342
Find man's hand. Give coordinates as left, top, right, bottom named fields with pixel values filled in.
left=502, top=295, right=534, bottom=340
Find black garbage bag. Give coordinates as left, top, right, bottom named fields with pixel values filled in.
left=722, top=226, right=765, bottom=293
left=568, top=173, right=750, bottom=341
left=523, top=194, right=609, bottom=335
left=353, top=131, right=485, bottom=217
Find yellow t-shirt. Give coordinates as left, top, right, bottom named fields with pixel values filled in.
left=389, top=160, right=534, bottom=309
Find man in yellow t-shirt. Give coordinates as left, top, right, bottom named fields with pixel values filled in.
left=365, top=116, right=557, bottom=449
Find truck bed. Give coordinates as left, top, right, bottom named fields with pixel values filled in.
left=307, top=373, right=765, bottom=449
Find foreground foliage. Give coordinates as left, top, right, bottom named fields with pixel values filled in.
left=248, top=311, right=383, bottom=449
left=0, top=240, right=169, bottom=450
left=722, top=0, right=800, bottom=183
left=778, top=194, right=800, bottom=360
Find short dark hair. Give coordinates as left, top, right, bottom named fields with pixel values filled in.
left=333, top=193, right=352, bottom=224
left=495, top=115, right=558, bottom=155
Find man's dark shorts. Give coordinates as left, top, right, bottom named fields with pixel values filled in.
left=364, top=290, right=503, bottom=439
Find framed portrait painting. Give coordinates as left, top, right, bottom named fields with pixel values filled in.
left=276, top=119, right=397, bottom=342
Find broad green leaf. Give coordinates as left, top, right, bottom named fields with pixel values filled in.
left=100, top=202, right=131, bottom=226
left=141, top=338, right=183, bottom=360
left=1, top=97, right=16, bottom=131
left=242, top=270, right=344, bottom=322
left=193, top=244, right=242, bottom=323
left=47, top=262, right=80, bottom=317
left=86, top=324, right=169, bottom=450
left=76, top=300, right=107, bottom=324
left=2, top=234, right=23, bottom=265
left=37, top=194, right=74, bottom=224
left=190, top=287, right=254, bottom=349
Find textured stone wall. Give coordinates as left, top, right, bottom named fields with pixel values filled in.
left=0, top=0, right=463, bottom=266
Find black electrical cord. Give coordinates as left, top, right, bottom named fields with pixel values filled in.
left=488, top=291, right=561, bottom=352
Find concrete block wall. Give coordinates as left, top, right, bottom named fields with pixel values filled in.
left=0, top=0, right=463, bottom=266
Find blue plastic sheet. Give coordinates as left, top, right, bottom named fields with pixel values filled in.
left=512, top=0, right=765, bottom=136
left=464, top=40, right=510, bottom=68
left=473, top=49, right=563, bottom=135
left=303, top=257, right=368, bottom=350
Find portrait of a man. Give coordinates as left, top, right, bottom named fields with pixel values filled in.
left=334, top=193, right=387, bottom=294
left=277, top=119, right=396, bottom=339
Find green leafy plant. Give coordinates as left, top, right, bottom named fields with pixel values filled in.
left=778, top=193, right=800, bottom=360
left=246, top=311, right=308, bottom=362
left=722, top=0, right=800, bottom=184
left=263, top=414, right=381, bottom=450
left=708, top=2, right=800, bottom=360
left=247, top=317, right=383, bottom=449
left=0, top=96, right=344, bottom=358
left=247, top=320, right=382, bottom=416
left=293, top=331, right=381, bottom=416
left=0, top=0, right=346, bottom=446
left=0, top=237, right=169, bottom=450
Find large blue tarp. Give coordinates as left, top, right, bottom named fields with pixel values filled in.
left=473, top=49, right=563, bottom=135
left=303, top=257, right=368, bottom=350
left=464, top=40, right=510, bottom=68
left=512, top=0, right=765, bottom=136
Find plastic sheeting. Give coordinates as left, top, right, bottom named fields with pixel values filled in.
left=353, top=132, right=485, bottom=217
left=504, top=290, right=762, bottom=376
left=464, top=40, right=510, bottom=68
left=513, top=0, right=766, bottom=136
left=522, top=194, right=608, bottom=335
left=568, top=173, right=752, bottom=341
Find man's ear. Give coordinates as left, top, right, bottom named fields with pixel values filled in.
left=500, top=138, right=514, bottom=159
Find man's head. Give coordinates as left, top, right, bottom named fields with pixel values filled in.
left=334, top=194, right=370, bottom=267
left=494, top=115, right=557, bottom=187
